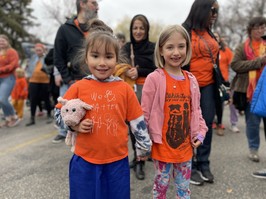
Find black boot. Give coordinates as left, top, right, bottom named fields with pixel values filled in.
left=129, top=158, right=136, bottom=169
left=129, top=151, right=137, bottom=169
left=135, top=161, right=145, bottom=180
left=26, top=117, right=35, bottom=126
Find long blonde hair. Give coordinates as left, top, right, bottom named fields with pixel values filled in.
left=154, top=25, right=192, bottom=69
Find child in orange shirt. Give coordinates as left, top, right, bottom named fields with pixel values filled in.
left=141, top=25, right=207, bottom=198
left=54, top=30, right=151, bottom=199
left=11, top=67, right=28, bottom=119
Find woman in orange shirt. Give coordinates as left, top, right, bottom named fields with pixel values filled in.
left=0, top=34, right=21, bottom=127
left=182, top=0, right=220, bottom=185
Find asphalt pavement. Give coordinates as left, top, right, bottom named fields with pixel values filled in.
left=0, top=105, right=266, bottom=199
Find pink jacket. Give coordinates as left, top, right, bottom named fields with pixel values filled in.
left=141, top=68, right=207, bottom=144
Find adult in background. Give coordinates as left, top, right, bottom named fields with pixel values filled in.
left=116, top=32, right=126, bottom=49
left=231, top=16, right=266, bottom=163
left=121, top=14, right=156, bottom=180
left=213, top=32, right=240, bottom=135
left=25, top=43, right=53, bottom=126
left=182, top=0, right=220, bottom=185
left=0, top=34, right=21, bottom=127
left=52, top=0, right=99, bottom=143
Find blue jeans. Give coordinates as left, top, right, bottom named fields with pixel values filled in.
left=193, top=84, right=216, bottom=171
left=0, top=75, right=16, bottom=117
left=245, top=103, right=262, bottom=151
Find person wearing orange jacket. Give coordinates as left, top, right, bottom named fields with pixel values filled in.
left=0, top=34, right=21, bottom=127
left=11, top=67, right=28, bottom=119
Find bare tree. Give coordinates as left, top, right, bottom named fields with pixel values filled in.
left=216, top=0, right=266, bottom=49
left=42, top=0, right=76, bottom=26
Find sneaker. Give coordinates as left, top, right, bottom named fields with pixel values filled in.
left=190, top=170, right=204, bottom=186
left=218, top=124, right=225, bottom=129
left=230, top=125, right=240, bottom=133
left=52, top=135, right=66, bottom=144
left=212, top=123, right=217, bottom=129
left=46, top=116, right=54, bottom=124
left=252, top=169, right=266, bottom=179
left=216, top=127, right=224, bottom=136
left=37, top=111, right=44, bottom=117
left=8, top=118, right=21, bottom=127
left=200, top=169, right=214, bottom=183
left=249, top=149, right=260, bottom=162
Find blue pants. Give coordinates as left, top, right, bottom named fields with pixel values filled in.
left=193, top=84, right=216, bottom=171
left=69, top=155, right=130, bottom=199
left=245, top=103, right=262, bottom=150
left=0, top=74, right=16, bottom=117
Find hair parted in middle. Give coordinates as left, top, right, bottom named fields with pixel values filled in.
left=182, top=0, right=217, bottom=31
left=154, top=25, right=192, bottom=69
left=78, top=30, right=120, bottom=69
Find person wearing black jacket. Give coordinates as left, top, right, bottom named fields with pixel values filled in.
left=52, top=0, right=99, bottom=143
left=121, top=14, right=156, bottom=180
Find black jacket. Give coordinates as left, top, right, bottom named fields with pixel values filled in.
left=54, top=17, right=89, bottom=84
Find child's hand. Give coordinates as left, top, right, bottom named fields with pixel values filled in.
left=136, top=156, right=149, bottom=161
left=71, top=119, right=93, bottom=133
left=192, top=137, right=202, bottom=148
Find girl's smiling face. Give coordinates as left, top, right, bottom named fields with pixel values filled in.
left=160, top=31, right=187, bottom=74
left=86, top=42, right=117, bottom=81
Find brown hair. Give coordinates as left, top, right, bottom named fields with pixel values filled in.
left=78, top=31, right=120, bottom=70
left=247, top=16, right=266, bottom=37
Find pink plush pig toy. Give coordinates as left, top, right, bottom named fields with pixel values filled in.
left=58, top=97, right=93, bottom=152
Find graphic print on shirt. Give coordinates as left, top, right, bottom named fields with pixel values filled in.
left=166, top=101, right=190, bottom=149
left=90, top=89, right=119, bottom=136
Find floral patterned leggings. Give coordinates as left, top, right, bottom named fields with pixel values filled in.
left=152, top=159, right=192, bottom=199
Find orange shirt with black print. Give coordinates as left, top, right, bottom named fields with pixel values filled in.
left=151, top=70, right=193, bottom=163
left=190, top=30, right=219, bottom=87
left=57, top=79, right=143, bottom=164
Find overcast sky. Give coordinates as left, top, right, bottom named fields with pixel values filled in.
left=30, top=0, right=228, bottom=44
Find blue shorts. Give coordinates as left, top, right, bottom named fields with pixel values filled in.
left=69, top=155, right=130, bottom=199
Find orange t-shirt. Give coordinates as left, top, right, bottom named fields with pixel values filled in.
left=190, top=30, right=219, bottom=87
left=151, top=70, right=193, bottom=163
left=29, top=61, right=49, bottom=83
left=59, top=79, right=143, bottom=164
left=219, top=47, right=233, bottom=81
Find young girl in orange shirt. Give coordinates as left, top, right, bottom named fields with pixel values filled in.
left=141, top=25, right=207, bottom=198
left=54, top=29, right=151, bottom=199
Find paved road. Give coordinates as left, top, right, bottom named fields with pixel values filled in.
left=0, top=106, right=266, bottom=199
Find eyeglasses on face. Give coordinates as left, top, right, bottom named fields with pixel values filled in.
left=252, top=25, right=266, bottom=31
left=211, top=7, right=219, bottom=16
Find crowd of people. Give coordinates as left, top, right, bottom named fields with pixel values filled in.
left=1, top=0, right=266, bottom=198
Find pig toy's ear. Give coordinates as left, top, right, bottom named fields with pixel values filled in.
left=81, top=102, right=93, bottom=111
left=57, top=97, right=68, bottom=105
